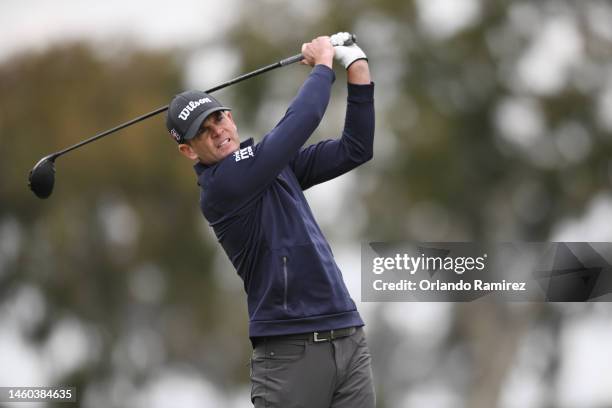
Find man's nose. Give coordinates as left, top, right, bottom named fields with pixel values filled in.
left=209, top=125, right=223, bottom=138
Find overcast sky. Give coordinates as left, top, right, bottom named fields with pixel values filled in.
left=0, top=0, right=239, bottom=62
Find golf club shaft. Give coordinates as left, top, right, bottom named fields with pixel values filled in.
left=42, top=32, right=357, bottom=161
left=49, top=54, right=305, bottom=160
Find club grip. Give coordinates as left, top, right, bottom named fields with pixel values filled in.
left=280, top=54, right=305, bottom=66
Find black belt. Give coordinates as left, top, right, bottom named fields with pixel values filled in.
left=253, top=326, right=357, bottom=346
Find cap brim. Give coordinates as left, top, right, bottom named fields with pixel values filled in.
left=183, top=106, right=231, bottom=141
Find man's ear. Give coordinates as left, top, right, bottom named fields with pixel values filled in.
left=178, top=143, right=198, bottom=161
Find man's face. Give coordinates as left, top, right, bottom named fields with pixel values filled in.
left=179, top=111, right=240, bottom=165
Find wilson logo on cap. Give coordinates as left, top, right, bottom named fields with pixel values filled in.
left=178, top=97, right=213, bottom=120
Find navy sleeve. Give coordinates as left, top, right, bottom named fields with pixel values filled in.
left=289, top=82, right=374, bottom=190
left=204, top=65, right=334, bottom=208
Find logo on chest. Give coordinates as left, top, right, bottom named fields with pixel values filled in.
left=234, top=146, right=255, bottom=162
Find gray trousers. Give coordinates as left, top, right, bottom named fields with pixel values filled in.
left=250, top=327, right=376, bottom=408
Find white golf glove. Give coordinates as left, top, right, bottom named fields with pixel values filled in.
left=330, top=32, right=367, bottom=69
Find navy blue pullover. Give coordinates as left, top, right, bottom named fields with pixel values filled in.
left=194, top=65, right=375, bottom=338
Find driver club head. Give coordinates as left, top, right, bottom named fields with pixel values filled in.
left=28, top=156, right=56, bottom=199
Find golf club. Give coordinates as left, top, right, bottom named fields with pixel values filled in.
left=28, top=33, right=357, bottom=199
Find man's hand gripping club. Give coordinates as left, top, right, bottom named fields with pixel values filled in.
left=300, top=32, right=367, bottom=69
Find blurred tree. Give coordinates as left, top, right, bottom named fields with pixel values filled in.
left=0, top=43, right=251, bottom=406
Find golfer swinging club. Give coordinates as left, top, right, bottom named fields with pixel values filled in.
left=166, top=33, right=375, bottom=407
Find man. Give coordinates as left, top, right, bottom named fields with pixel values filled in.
left=166, top=33, right=375, bottom=408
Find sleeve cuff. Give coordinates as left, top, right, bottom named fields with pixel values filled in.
left=313, top=64, right=336, bottom=83
left=347, top=82, right=375, bottom=103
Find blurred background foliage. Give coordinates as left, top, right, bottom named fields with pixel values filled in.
left=1, top=0, right=612, bottom=407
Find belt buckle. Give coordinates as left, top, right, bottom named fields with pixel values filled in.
left=313, top=330, right=334, bottom=343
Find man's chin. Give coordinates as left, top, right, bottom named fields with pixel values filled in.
left=218, top=144, right=239, bottom=160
